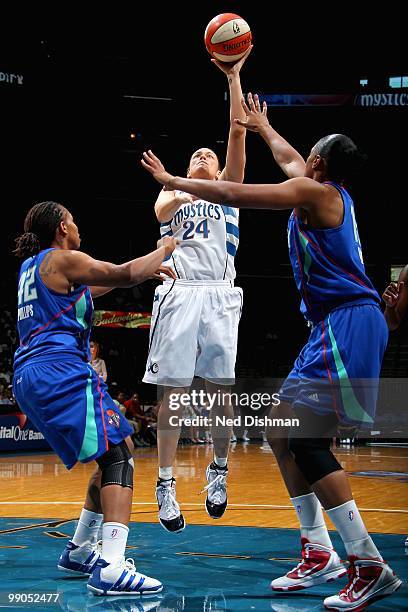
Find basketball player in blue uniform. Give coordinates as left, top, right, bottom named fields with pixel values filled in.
left=382, top=265, right=408, bottom=549
left=383, top=265, right=408, bottom=331
left=13, top=201, right=177, bottom=596
left=143, top=48, right=251, bottom=534
left=141, top=97, right=401, bottom=609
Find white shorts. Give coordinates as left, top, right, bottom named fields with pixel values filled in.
left=143, top=280, right=243, bottom=387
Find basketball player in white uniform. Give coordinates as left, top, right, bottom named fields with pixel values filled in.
left=143, top=47, right=252, bottom=533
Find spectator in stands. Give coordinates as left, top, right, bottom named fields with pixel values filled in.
left=89, top=340, right=107, bottom=382
left=0, top=385, right=13, bottom=405
left=124, top=392, right=142, bottom=418
left=114, top=391, right=146, bottom=448
left=113, top=391, right=127, bottom=416
left=144, top=400, right=159, bottom=424
left=143, top=401, right=159, bottom=445
left=125, top=393, right=155, bottom=445
left=382, top=265, right=408, bottom=550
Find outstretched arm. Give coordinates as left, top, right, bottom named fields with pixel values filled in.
left=141, top=150, right=323, bottom=211
left=62, top=249, right=176, bottom=287
left=39, top=237, right=178, bottom=293
left=214, top=46, right=252, bottom=183
left=383, top=265, right=408, bottom=331
left=235, top=93, right=306, bottom=178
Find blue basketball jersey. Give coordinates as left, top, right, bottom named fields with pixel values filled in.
left=288, top=182, right=380, bottom=323
left=14, top=248, right=93, bottom=369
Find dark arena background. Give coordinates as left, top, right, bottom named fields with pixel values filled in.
left=0, top=6, right=407, bottom=611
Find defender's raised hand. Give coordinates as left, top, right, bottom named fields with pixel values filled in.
left=234, top=92, right=269, bottom=132
left=141, top=150, right=175, bottom=189
left=383, top=281, right=404, bottom=308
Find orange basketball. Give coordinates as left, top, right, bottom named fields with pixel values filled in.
left=204, top=13, right=252, bottom=63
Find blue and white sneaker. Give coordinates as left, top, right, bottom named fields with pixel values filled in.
left=58, top=540, right=100, bottom=576
left=87, top=557, right=163, bottom=596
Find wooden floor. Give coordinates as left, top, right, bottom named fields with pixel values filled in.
left=0, top=443, right=407, bottom=534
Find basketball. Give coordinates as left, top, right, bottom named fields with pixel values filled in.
left=204, top=13, right=252, bottom=63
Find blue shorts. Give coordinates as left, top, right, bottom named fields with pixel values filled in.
left=13, top=359, right=133, bottom=469
left=279, top=302, right=388, bottom=426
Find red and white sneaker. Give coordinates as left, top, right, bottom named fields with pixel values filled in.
left=324, top=556, right=402, bottom=610
left=271, top=537, right=347, bottom=591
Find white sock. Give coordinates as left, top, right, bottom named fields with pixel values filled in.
left=159, top=466, right=173, bottom=480
left=102, top=522, right=129, bottom=565
left=326, top=500, right=382, bottom=560
left=291, top=493, right=333, bottom=548
left=214, top=456, right=227, bottom=468
left=72, top=508, right=103, bottom=547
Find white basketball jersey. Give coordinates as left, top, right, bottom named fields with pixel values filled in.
left=159, top=192, right=239, bottom=280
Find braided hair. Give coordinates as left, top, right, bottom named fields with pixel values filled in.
left=14, top=201, right=65, bottom=259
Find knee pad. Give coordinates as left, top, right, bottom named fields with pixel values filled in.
left=96, top=441, right=134, bottom=489
left=288, top=436, right=342, bottom=485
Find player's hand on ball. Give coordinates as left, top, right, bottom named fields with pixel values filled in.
left=211, top=45, right=253, bottom=76
left=151, top=265, right=177, bottom=281
left=157, top=236, right=179, bottom=257
left=234, top=93, right=269, bottom=132
left=141, top=150, right=174, bottom=188
left=383, top=281, right=404, bottom=307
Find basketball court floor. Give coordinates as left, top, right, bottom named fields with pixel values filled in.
left=0, top=442, right=407, bottom=610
